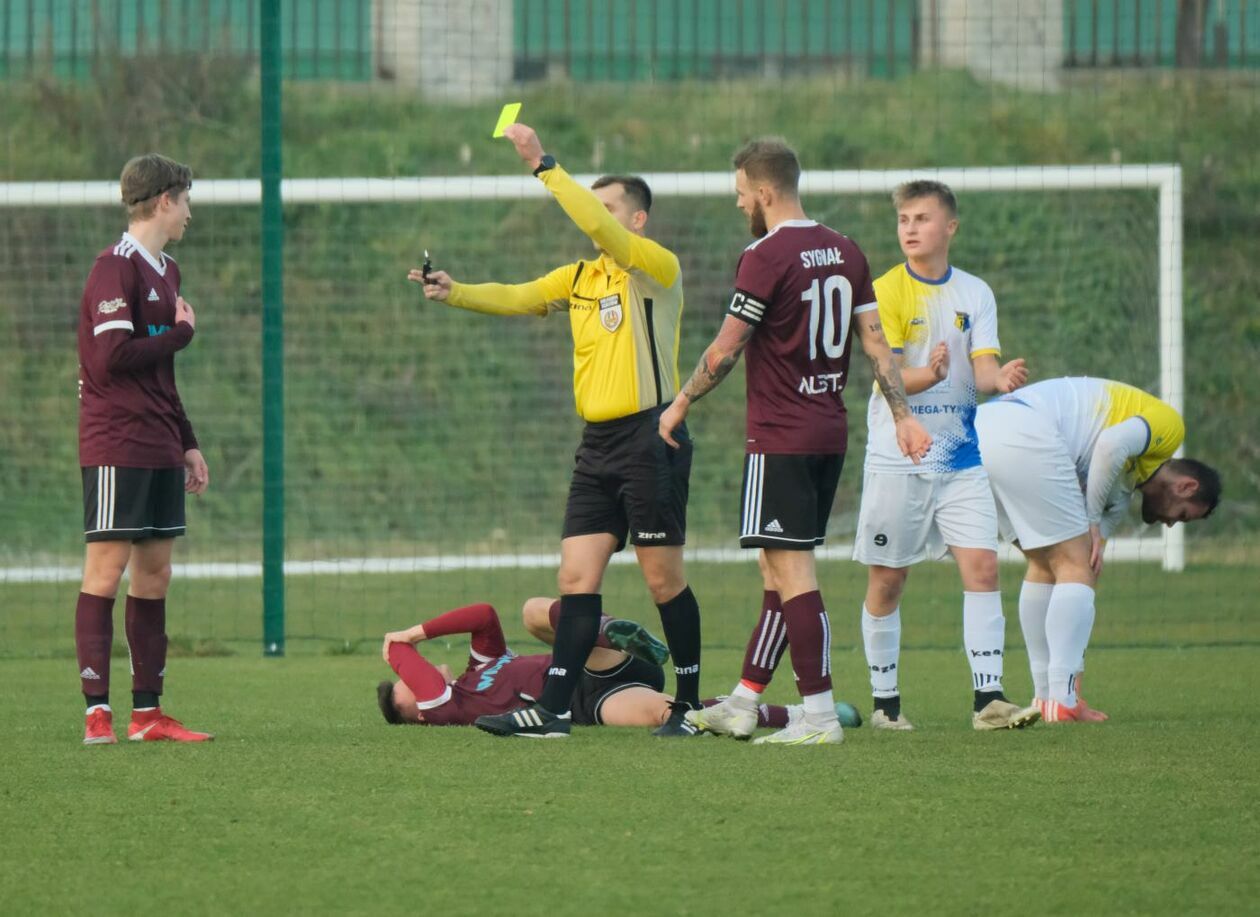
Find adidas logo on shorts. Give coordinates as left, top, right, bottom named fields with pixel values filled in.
left=764, top=519, right=784, bottom=534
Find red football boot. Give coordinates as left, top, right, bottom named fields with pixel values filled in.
left=128, top=708, right=214, bottom=742
left=84, top=706, right=117, bottom=745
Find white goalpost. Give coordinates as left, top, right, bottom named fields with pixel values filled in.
left=0, top=163, right=1185, bottom=580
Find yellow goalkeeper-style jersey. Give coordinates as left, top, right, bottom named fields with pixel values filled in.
left=445, top=164, right=683, bottom=423
left=1005, top=376, right=1184, bottom=486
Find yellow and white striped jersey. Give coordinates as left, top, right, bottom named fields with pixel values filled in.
left=1002, top=376, right=1184, bottom=487
left=445, top=164, right=683, bottom=423
left=866, top=263, right=1000, bottom=474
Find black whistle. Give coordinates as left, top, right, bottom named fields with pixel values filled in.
left=422, top=250, right=433, bottom=283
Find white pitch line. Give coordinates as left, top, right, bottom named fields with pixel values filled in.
left=0, top=538, right=1168, bottom=584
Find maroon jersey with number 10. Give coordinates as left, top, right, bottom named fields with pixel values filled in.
left=726, top=219, right=877, bottom=455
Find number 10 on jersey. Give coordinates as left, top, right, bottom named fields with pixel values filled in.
left=802, top=275, right=853, bottom=361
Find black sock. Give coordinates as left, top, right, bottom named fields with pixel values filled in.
left=537, top=594, right=602, bottom=715
left=974, top=689, right=1007, bottom=712
left=657, top=585, right=702, bottom=708
left=133, top=691, right=161, bottom=709
left=84, top=694, right=109, bottom=709
left=874, top=694, right=901, bottom=719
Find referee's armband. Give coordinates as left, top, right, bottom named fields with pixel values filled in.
left=728, top=289, right=768, bottom=326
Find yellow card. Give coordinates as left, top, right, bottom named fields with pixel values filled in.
left=492, top=102, right=522, bottom=138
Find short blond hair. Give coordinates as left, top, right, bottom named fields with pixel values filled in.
left=121, top=154, right=192, bottom=220
left=892, top=180, right=957, bottom=217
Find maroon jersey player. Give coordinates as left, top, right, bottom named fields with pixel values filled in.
left=75, top=154, right=212, bottom=746
left=659, top=138, right=931, bottom=745
left=378, top=598, right=807, bottom=733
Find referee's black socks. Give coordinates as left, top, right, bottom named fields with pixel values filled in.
left=537, top=593, right=603, bottom=715
left=658, top=585, right=702, bottom=709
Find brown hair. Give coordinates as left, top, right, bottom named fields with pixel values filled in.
left=892, top=180, right=958, bottom=217
left=592, top=174, right=652, bottom=214
left=732, top=138, right=801, bottom=195
left=377, top=680, right=404, bottom=725
left=120, top=154, right=192, bottom=220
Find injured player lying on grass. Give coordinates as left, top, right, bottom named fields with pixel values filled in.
left=377, top=598, right=845, bottom=734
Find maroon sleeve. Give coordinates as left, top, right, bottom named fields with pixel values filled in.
left=387, top=643, right=451, bottom=709
left=83, top=256, right=140, bottom=369
left=419, top=604, right=509, bottom=663
left=853, top=251, right=876, bottom=308
left=727, top=247, right=774, bottom=327
left=105, top=322, right=194, bottom=373
left=172, top=388, right=199, bottom=452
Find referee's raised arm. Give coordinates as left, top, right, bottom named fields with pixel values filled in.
left=502, top=124, right=679, bottom=290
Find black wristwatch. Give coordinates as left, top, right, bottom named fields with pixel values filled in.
left=533, top=154, right=557, bottom=176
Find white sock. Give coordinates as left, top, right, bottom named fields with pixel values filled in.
left=862, top=606, right=901, bottom=698
left=801, top=689, right=838, bottom=725
left=1045, top=583, right=1096, bottom=707
left=963, top=591, right=1005, bottom=695
left=730, top=683, right=760, bottom=704
left=1018, top=580, right=1054, bottom=699
left=86, top=703, right=111, bottom=714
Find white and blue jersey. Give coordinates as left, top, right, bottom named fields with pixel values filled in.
left=864, top=263, right=1001, bottom=475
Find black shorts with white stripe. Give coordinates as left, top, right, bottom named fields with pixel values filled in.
left=82, top=466, right=186, bottom=543
left=570, top=656, right=666, bottom=726
left=739, top=453, right=845, bottom=551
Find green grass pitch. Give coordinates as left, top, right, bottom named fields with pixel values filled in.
left=2, top=562, right=1258, bottom=915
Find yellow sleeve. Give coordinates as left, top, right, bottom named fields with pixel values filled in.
left=538, top=165, right=680, bottom=289
left=873, top=273, right=908, bottom=351
left=446, top=264, right=575, bottom=317
left=1132, top=399, right=1185, bottom=484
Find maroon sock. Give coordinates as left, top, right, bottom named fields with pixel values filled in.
left=781, top=590, right=832, bottom=696
left=757, top=703, right=791, bottom=729
left=125, top=596, right=167, bottom=699
left=740, top=590, right=788, bottom=687
left=76, top=592, right=114, bottom=702
left=548, top=600, right=614, bottom=649
left=700, top=697, right=789, bottom=728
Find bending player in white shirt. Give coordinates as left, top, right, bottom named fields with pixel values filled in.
left=975, top=377, right=1221, bottom=721
left=854, top=181, right=1039, bottom=732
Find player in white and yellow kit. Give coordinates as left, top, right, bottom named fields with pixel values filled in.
left=854, top=181, right=1038, bottom=732
left=975, top=377, right=1221, bottom=722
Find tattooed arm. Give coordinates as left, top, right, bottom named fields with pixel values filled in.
left=658, top=315, right=756, bottom=447
left=855, top=309, right=933, bottom=463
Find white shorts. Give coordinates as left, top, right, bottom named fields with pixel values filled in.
left=852, top=466, right=998, bottom=567
left=974, top=400, right=1089, bottom=551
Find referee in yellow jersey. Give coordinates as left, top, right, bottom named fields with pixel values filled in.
left=408, top=124, right=701, bottom=738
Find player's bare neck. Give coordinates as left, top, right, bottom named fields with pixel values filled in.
left=127, top=221, right=170, bottom=262
left=763, top=199, right=808, bottom=233
left=907, top=252, right=950, bottom=283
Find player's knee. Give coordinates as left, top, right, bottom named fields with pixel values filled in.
left=557, top=565, right=599, bottom=596
left=131, top=563, right=172, bottom=596
left=82, top=548, right=128, bottom=595
left=521, top=597, right=553, bottom=637
left=867, top=566, right=908, bottom=606
left=961, top=554, right=999, bottom=591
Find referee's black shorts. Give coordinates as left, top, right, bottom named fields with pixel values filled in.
left=562, top=406, right=691, bottom=551
left=738, top=452, right=845, bottom=550
left=82, top=465, right=186, bottom=543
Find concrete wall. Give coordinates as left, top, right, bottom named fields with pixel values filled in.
left=375, top=0, right=513, bottom=102
left=922, top=0, right=1063, bottom=91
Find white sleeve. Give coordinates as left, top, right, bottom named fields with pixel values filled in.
left=969, top=282, right=1000, bottom=356
left=1098, top=494, right=1131, bottom=540
left=1085, top=417, right=1150, bottom=525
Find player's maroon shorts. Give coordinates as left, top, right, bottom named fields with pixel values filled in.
left=739, top=453, right=845, bottom=550
left=82, top=465, right=185, bottom=542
